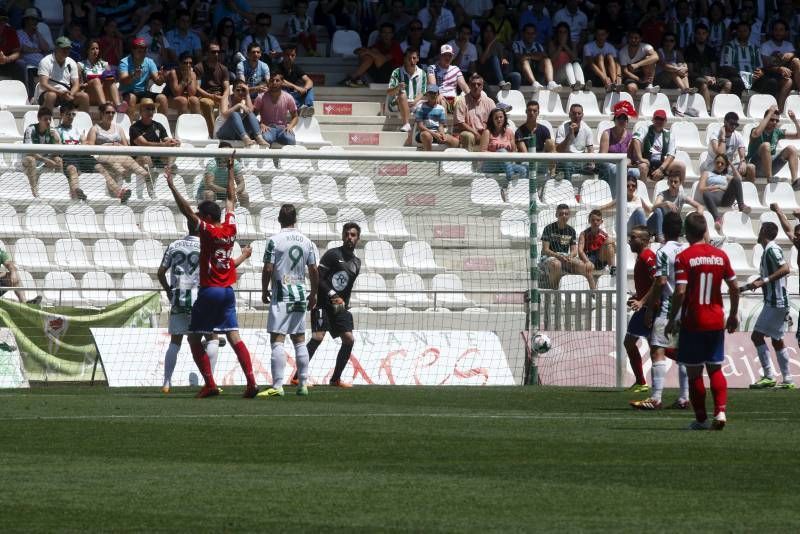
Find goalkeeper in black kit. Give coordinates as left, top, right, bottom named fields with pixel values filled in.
left=295, top=222, right=362, bottom=387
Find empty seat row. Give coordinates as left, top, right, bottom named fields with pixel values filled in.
left=1, top=270, right=160, bottom=307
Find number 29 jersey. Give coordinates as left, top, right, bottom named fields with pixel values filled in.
left=264, top=228, right=318, bottom=303
left=161, top=235, right=201, bottom=312
left=674, top=243, right=736, bottom=332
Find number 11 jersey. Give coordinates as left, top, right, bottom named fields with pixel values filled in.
left=674, top=242, right=736, bottom=332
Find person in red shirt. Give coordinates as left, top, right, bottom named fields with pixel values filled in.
left=166, top=151, right=258, bottom=399
left=343, top=22, right=403, bottom=87
left=0, top=8, right=22, bottom=80
left=666, top=212, right=739, bottom=430
left=624, top=225, right=655, bottom=391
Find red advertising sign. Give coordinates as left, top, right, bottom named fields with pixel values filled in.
left=323, top=103, right=352, bottom=115
left=348, top=132, right=380, bottom=145
left=378, top=163, right=408, bottom=176
left=433, top=225, right=466, bottom=238
left=405, top=193, right=436, bottom=206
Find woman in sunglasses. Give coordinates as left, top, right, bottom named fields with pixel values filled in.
left=214, top=79, right=268, bottom=148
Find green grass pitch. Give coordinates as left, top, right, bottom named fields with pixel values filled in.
left=1, top=385, right=799, bottom=531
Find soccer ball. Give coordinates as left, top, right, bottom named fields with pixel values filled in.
left=532, top=333, right=552, bottom=354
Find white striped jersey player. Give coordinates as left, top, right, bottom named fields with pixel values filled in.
left=264, top=228, right=317, bottom=334
left=161, top=235, right=201, bottom=334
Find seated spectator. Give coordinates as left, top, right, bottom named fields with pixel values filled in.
left=129, top=97, right=179, bottom=195
left=685, top=23, right=731, bottom=111
left=668, top=0, right=695, bottom=50
left=195, top=42, right=230, bottom=135
left=379, top=0, right=413, bottom=41
left=515, top=99, right=556, bottom=176
left=119, top=37, right=168, bottom=117
left=86, top=102, right=150, bottom=203
left=415, top=84, right=458, bottom=151
left=16, top=8, right=50, bottom=69
left=486, top=1, right=515, bottom=47
left=477, top=22, right=520, bottom=91
left=583, top=26, right=621, bottom=91
left=427, top=44, right=469, bottom=110
left=97, top=19, right=124, bottom=68
left=215, top=80, right=267, bottom=147
left=79, top=40, right=126, bottom=112
left=747, top=105, right=800, bottom=186
left=758, top=19, right=799, bottom=112
left=343, top=23, right=403, bottom=87
left=479, top=107, right=527, bottom=201
left=54, top=101, right=89, bottom=201
left=699, top=153, right=752, bottom=231
left=138, top=13, right=175, bottom=68
left=700, top=1, right=730, bottom=51
left=549, top=22, right=585, bottom=90
left=66, top=22, right=87, bottom=63
left=555, top=103, right=594, bottom=178
left=0, top=243, right=41, bottom=305
left=578, top=210, right=616, bottom=280
left=388, top=48, right=426, bottom=133
left=402, top=20, right=432, bottom=68
left=0, top=8, right=22, bottom=80
left=241, top=13, right=282, bottom=67
left=198, top=141, right=249, bottom=205
left=255, top=73, right=299, bottom=147
left=706, top=112, right=754, bottom=180
left=453, top=73, right=494, bottom=150
left=619, top=29, right=660, bottom=96
left=166, top=52, right=201, bottom=115
left=600, top=175, right=653, bottom=233
left=649, top=174, right=704, bottom=242
left=512, top=24, right=556, bottom=90
left=34, top=37, right=90, bottom=112
left=540, top=204, right=593, bottom=290
left=598, top=101, right=639, bottom=196
left=237, top=43, right=271, bottom=98
left=447, top=24, right=477, bottom=76
left=275, top=45, right=315, bottom=118
left=719, top=22, right=763, bottom=96
left=418, top=0, right=456, bottom=45
left=553, top=0, right=589, bottom=45
left=216, top=18, right=241, bottom=70
left=286, top=1, right=317, bottom=57
left=654, top=33, right=693, bottom=94
left=21, top=107, right=61, bottom=198
left=519, top=0, right=552, bottom=46
left=631, top=110, right=686, bottom=183
left=167, top=9, right=203, bottom=62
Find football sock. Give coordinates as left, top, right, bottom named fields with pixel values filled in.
left=295, top=342, right=310, bottom=386
left=233, top=340, right=256, bottom=387
left=776, top=348, right=793, bottom=383
left=331, top=342, right=353, bottom=382
left=271, top=342, right=285, bottom=388
left=306, top=338, right=321, bottom=359
left=755, top=343, right=774, bottom=378
left=678, top=364, right=689, bottom=400
left=651, top=360, right=667, bottom=402
left=206, top=339, right=219, bottom=374
left=708, top=367, right=727, bottom=416
left=189, top=341, right=216, bottom=389
left=163, top=342, right=180, bottom=387
left=689, top=374, right=707, bottom=422
left=628, top=347, right=645, bottom=384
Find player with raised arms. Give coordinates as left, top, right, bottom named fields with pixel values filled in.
left=294, top=222, right=362, bottom=387
left=166, top=151, right=258, bottom=398
left=257, top=204, right=319, bottom=398
left=666, top=212, right=739, bottom=430
left=624, top=225, right=655, bottom=393
left=157, top=219, right=252, bottom=393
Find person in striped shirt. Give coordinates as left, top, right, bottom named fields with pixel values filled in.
left=746, top=222, right=795, bottom=389
left=387, top=48, right=426, bottom=134
left=718, top=21, right=763, bottom=96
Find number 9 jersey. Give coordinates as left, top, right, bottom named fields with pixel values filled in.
left=264, top=228, right=318, bottom=303
left=161, top=235, right=201, bottom=312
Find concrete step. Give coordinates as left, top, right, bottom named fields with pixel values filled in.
left=321, top=130, right=410, bottom=148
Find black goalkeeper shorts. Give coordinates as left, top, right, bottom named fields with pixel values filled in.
left=311, top=306, right=354, bottom=338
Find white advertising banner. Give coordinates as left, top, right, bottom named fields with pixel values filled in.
left=0, top=328, right=29, bottom=388
left=93, top=328, right=515, bottom=387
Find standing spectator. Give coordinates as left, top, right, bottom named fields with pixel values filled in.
left=402, top=21, right=432, bottom=68
left=427, top=44, right=469, bottom=110
left=649, top=174, right=705, bottom=243
left=129, top=97, right=179, bottom=194
left=0, top=8, right=22, bottom=80
left=119, top=37, right=168, bottom=116
left=96, top=0, right=139, bottom=37
left=138, top=13, right=174, bottom=68
left=540, top=204, right=593, bottom=290
left=512, top=24, right=555, bottom=90
left=549, top=22, right=585, bottom=91
left=80, top=40, right=126, bottom=112
left=619, top=28, right=660, bottom=96
left=583, top=26, right=621, bottom=91
left=747, top=105, right=800, bottom=186
left=700, top=1, right=731, bottom=51
left=54, top=101, right=89, bottom=201
left=241, top=13, right=282, bottom=67
left=286, top=1, right=317, bottom=57
left=758, top=19, right=799, bottom=112
left=706, top=111, right=754, bottom=180
left=214, top=80, right=267, bottom=148
left=485, top=1, right=515, bottom=47
left=631, top=109, right=686, bottom=183
left=21, top=107, right=61, bottom=198
left=654, top=33, right=693, bottom=94
left=35, top=37, right=90, bottom=112
left=479, top=107, right=527, bottom=201
left=698, top=153, right=751, bottom=231
left=578, top=210, right=617, bottom=278
left=275, top=45, right=315, bottom=118
left=216, top=18, right=241, bottom=70
left=167, top=10, right=203, bottom=63
left=166, top=52, right=201, bottom=115
left=519, top=0, right=552, bottom=46
left=418, top=0, right=456, bottom=45
left=685, top=23, right=731, bottom=110
left=475, top=23, right=520, bottom=91
left=236, top=43, right=271, bottom=98
left=555, top=103, right=594, bottom=178
left=414, top=85, right=458, bottom=151
left=195, top=42, right=230, bottom=135
left=598, top=101, right=639, bottom=196
left=16, top=8, right=50, bottom=69
left=719, top=21, right=764, bottom=96
left=255, top=73, right=299, bottom=147
left=453, top=73, right=494, bottom=150
left=198, top=141, right=249, bottom=205
left=552, top=0, right=588, bottom=45
left=447, top=24, right=477, bottom=76
left=97, top=19, right=124, bottom=69
left=343, top=23, right=403, bottom=87
left=388, top=48, right=426, bottom=133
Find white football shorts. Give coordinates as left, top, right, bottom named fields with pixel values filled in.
left=267, top=302, right=307, bottom=335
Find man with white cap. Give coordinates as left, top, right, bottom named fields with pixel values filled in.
left=35, top=36, right=89, bottom=112
left=427, top=43, right=469, bottom=112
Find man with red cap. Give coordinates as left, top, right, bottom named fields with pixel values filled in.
left=119, top=36, right=168, bottom=116
left=598, top=100, right=639, bottom=195
left=631, top=109, right=686, bottom=183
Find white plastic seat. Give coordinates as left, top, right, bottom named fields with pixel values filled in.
left=565, top=91, right=602, bottom=118
left=670, top=122, right=705, bottom=150
left=131, top=239, right=165, bottom=272
left=120, top=272, right=156, bottom=300
left=747, top=94, right=778, bottom=120
left=103, top=205, right=143, bottom=238
left=500, top=209, right=528, bottom=240
left=0, top=80, right=30, bottom=107
left=700, top=210, right=723, bottom=240
left=318, top=145, right=354, bottom=175
left=93, top=238, right=131, bottom=272
left=752, top=242, right=764, bottom=268
left=638, top=92, right=673, bottom=119
left=345, top=175, right=383, bottom=207
left=65, top=204, right=103, bottom=237
left=401, top=241, right=443, bottom=273
left=580, top=179, right=612, bottom=208
left=541, top=178, right=577, bottom=207
left=330, top=30, right=362, bottom=56
left=721, top=242, right=754, bottom=274
left=535, top=89, right=567, bottom=120
left=759, top=212, right=791, bottom=243
left=37, top=172, right=71, bottom=201
left=721, top=211, right=756, bottom=241
left=243, top=174, right=268, bottom=205
left=295, top=207, right=333, bottom=240
left=393, top=272, right=430, bottom=308
left=270, top=174, right=305, bottom=203
left=234, top=206, right=259, bottom=239
left=153, top=112, right=173, bottom=138
left=81, top=271, right=119, bottom=307
left=279, top=145, right=315, bottom=173
left=176, top=114, right=213, bottom=145
left=497, top=89, right=527, bottom=121
left=249, top=239, right=267, bottom=270
left=142, top=206, right=181, bottom=239
left=258, top=206, right=281, bottom=237
left=115, top=112, right=132, bottom=133
left=0, top=111, right=22, bottom=141
left=507, top=179, right=531, bottom=207
left=741, top=181, right=763, bottom=210
left=430, top=273, right=473, bottom=308
left=174, top=155, right=208, bottom=175
left=373, top=208, right=412, bottom=240
left=43, top=271, right=81, bottom=306
left=601, top=91, right=635, bottom=115
left=472, top=179, right=506, bottom=209
left=79, top=173, right=114, bottom=202
left=442, top=147, right=479, bottom=177
left=24, top=203, right=65, bottom=237
left=0, top=203, right=27, bottom=238
left=23, top=110, right=38, bottom=130
left=764, top=182, right=800, bottom=211
left=13, top=237, right=51, bottom=271
left=54, top=238, right=93, bottom=270
left=335, top=207, right=376, bottom=239
left=294, top=116, right=331, bottom=147
left=711, top=94, right=746, bottom=118
left=364, top=240, right=401, bottom=274
left=236, top=272, right=264, bottom=308
left=675, top=92, right=710, bottom=118
left=536, top=208, right=556, bottom=237
left=350, top=272, right=395, bottom=308
left=674, top=150, right=698, bottom=180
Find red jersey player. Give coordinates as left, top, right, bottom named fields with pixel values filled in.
left=665, top=212, right=739, bottom=430
left=166, top=151, right=258, bottom=398
left=624, top=225, right=655, bottom=391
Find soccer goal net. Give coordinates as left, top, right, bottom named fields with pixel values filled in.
left=0, top=142, right=630, bottom=388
